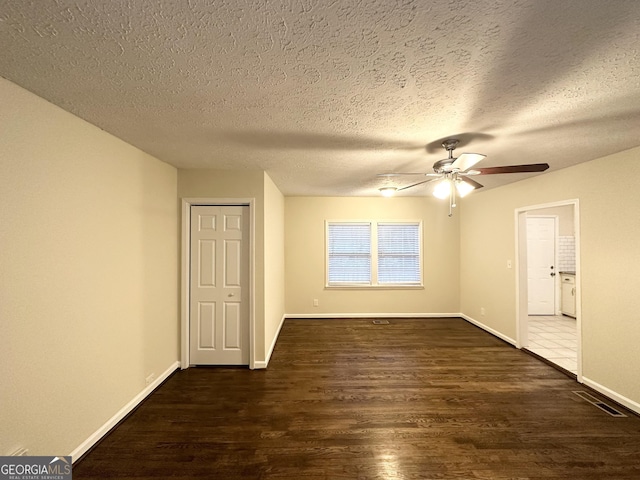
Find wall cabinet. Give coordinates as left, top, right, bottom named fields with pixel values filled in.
left=561, top=273, right=576, bottom=317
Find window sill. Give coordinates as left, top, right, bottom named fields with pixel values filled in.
left=325, top=284, right=424, bottom=290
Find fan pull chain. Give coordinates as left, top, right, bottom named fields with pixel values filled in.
left=448, top=173, right=457, bottom=217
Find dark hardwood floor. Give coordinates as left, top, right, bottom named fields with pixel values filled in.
left=74, top=318, right=640, bottom=479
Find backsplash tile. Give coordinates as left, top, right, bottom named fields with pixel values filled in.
left=559, top=236, right=576, bottom=272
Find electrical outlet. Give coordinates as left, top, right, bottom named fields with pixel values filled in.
left=313, top=299, right=319, bottom=307
left=480, top=307, right=486, bottom=316
left=145, top=373, right=155, bottom=386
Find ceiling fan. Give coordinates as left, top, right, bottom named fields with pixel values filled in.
left=378, top=139, right=550, bottom=216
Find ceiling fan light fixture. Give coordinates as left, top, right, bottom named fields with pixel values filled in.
left=379, top=186, right=397, bottom=197
left=433, top=178, right=451, bottom=199
left=455, top=180, right=475, bottom=197
left=376, top=136, right=549, bottom=216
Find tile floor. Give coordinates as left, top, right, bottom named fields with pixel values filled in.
left=527, top=314, right=577, bottom=374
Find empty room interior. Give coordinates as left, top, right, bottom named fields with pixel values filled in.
left=2, top=1, right=640, bottom=478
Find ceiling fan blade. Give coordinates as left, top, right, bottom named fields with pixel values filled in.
left=459, top=176, right=484, bottom=189
left=397, top=178, right=438, bottom=191
left=474, top=163, right=550, bottom=174
left=450, top=153, right=486, bottom=172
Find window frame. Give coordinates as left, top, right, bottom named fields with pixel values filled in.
left=325, top=220, right=424, bottom=289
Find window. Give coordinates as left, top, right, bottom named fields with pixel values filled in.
left=326, top=221, right=422, bottom=287
left=377, top=223, right=421, bottom=284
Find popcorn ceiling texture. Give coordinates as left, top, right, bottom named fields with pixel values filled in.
left=1, top=0, right=639, bottom=195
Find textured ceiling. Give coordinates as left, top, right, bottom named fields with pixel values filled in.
left=1, top=0, right=639, bottom=196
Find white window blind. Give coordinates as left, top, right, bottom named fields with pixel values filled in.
left=377, top=223, right=421, bottom=284
left=327, top=223, right=371, bottom=284
left=327, top=221, right=422, bottom=287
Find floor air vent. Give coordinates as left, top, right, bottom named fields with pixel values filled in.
left=573, top=391, right=627, bottom=417
left=372, top=319, right=390, bottom=325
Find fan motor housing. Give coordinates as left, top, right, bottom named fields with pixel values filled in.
left=433, top=158, right=456, bottom=173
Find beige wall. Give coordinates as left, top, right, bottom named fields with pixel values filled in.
left=285, top=196, right=460, bottom=315
left=263, top=174, right=286, bottom=355
left=460, top=146, right=640, bottom=405
left=177, top=170, right=285, bottom=364
left=0, top=78, right=179, bottom=456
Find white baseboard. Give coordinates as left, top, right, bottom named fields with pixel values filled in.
left=70, top=360, right=180, bottom=462
left=253, top=315, right=286, bottom=370
left=284, top=313, right=461, bottom=319
left=459, top=313, right=517, bottom=346
left=581, top=376, right=640, bottom=416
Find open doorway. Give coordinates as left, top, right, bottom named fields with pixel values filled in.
left=516, top=200, right=581, bottom=381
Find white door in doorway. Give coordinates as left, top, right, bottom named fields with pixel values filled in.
left=190, top=205, right=250, bottom=365
left=527, top=216, right=556, bottom=315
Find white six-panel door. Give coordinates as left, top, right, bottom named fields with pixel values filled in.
left=527, top=216, right=556, bottom=315
left=190, top=205, right=249, bottom=365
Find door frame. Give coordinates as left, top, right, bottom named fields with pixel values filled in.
left=526, top=214, right=559, bottom=315
left=180, top=198, right=256, bottom=369
left=515, top=199, right=582, bottom=382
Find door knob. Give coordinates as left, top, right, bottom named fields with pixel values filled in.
left=228, top=293, right=235, bottom=297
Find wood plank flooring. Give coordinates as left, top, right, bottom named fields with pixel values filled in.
left=73, top=318, right=640, bottom=479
